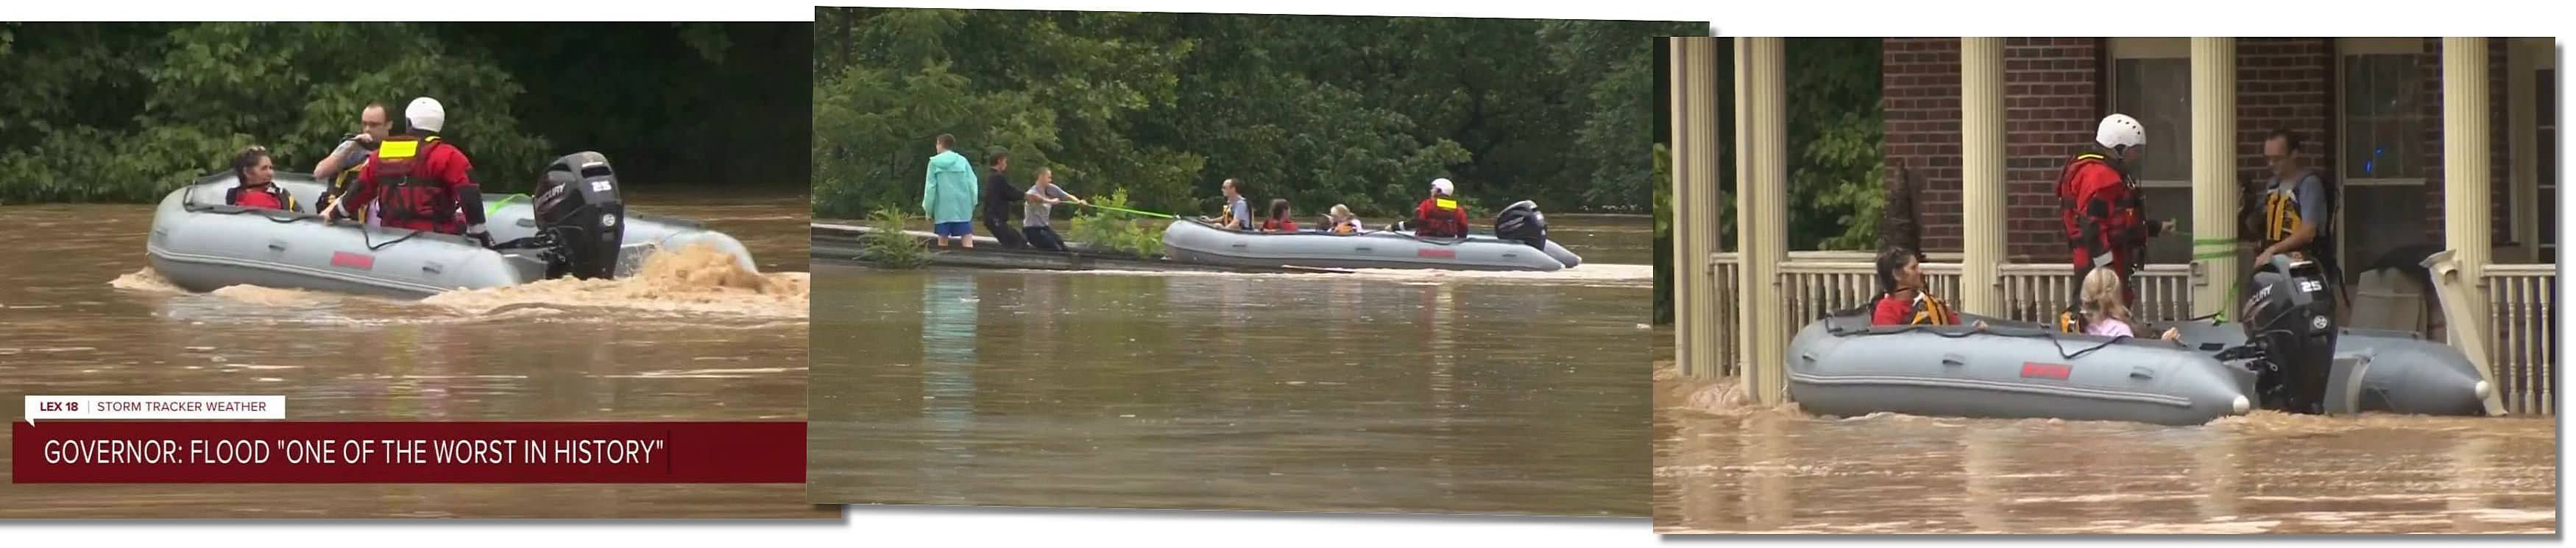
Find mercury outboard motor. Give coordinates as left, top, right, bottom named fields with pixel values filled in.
left=530, top=152, right=626, bottom=279
left=1494, top=200, right=1549, bottom=249
left=2238, top=255, right=2340, bottom=413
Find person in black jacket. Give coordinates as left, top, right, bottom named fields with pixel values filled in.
left=980, top=152, right=1029, bottom=248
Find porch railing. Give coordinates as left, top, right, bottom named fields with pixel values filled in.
left=2484, top=264, right=2558, bottom=415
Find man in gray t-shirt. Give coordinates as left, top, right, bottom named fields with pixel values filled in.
left=316, top=102, right=392, bottom=226
left=2254, top=130, right=2332, bottom=269
left=1198, top=178, right=1253, bottom=231
left=1021, top=168, right=1086, bottom=251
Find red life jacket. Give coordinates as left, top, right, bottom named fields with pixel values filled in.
left=1262, top=218, right=1298, bottom=232
left=371, top=136, right=460, bottom=230
left=226, top=184, right=297, bottom=212
left=1414, top=197, right=1468, bottom=238
left=2056, top=152, right=2148, bottom=306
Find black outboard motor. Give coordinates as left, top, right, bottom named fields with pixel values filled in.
left=2239, top=255, right=2340, bottom=413
left=1494, top=200, right=1549, bottom=249
left=531, top=152, right=626, bottom=279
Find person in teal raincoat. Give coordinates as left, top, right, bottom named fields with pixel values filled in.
left=922, top=133, right=980, bottom=247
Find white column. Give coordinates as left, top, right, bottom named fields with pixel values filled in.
left=1671, top=38, right=1723, bottom=379
left=2190, top=38, right=2240, bottom=318
left=2444, top=38, right=2493, bottom=289
left=1751, top=38, right=1789, bottom=404
left=1959, top=38, right=2005, bottom=314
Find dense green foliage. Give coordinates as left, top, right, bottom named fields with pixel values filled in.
left=0, top=22, right=807, bottom=204
left=1066, top=189, right=1165, bottom=259
left=813, top=10, right=1700, bottom=219
left=1783, top=39, right=1885, bottom=251
left=860, top=209, right=933, bottom=269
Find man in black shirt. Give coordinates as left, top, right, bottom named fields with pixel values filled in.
left=980, top=152, right=1029, bottom=248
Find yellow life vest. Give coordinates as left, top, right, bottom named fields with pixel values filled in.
left=1906, top=292, right=1956, bottom=326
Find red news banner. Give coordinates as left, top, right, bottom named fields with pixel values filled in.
left=13, top=421, right=803, bottom=483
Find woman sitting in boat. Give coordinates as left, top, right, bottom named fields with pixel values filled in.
left=224, top=145, right=301, bottom=213
left=1870, top=247, right=1986, bottom=329
left=1261, top=199, right=1300, bottom=233
left=1326, top=204, right=1363, bottom=234
left=2072, top=265, right=2180, bottom=340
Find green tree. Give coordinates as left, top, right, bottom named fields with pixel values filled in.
left=0, top=22, right=804, bottom=204
left=812, top=10, right=1697, bottom=219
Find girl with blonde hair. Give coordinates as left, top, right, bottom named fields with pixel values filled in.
left=2079, top=265, right=2178, bottom=340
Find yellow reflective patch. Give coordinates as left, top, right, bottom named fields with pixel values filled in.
left=378, top=139, right=420, bottom=160
left=1434, top=198, right=1458, bottom=210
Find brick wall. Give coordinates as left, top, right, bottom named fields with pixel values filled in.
left=2410, top=38, right=2516, bottom=245
left=1880, top=38, right=2101, bottom=260
left=2234, top=39, right=2335, bottom=193
left=1881, top=38, right=2514, bottom=263
left=1883, top=38, right=1964, bottom=252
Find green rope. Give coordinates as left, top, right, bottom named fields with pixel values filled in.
left=1080, top=203, right=1179, bottom=219
left=486, top=194, right=528, bottom=217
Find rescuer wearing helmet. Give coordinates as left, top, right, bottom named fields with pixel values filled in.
left=328, top=97, right=492, bottom=247
left=2056, top=113, right=2176, bottom=309
left=1411, top=178, right=1470, bottom=239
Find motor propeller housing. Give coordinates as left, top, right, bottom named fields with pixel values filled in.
left=531, top=152, right=626, bottom=279
left=2240, top=255, right=2340, bottom=413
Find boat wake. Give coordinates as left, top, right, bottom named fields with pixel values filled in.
left=112, top=245, right=807, bottom=323
left=420, top=243, right=809, bottom=320
left=108, top=267, right=188, bottom=293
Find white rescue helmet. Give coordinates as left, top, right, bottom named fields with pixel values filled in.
left=1431, top=178, right=1454, bottom=197
left=2095, top=113, right=2145, bottom=151
left=406, top=96, right=446, bottom=133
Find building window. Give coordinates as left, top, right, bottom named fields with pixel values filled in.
left=2108, top=38, right=2192, bottom=264
left=2336, top=39, right=2435, bottom=272
left=2542, top=68, right=2557, bottom=264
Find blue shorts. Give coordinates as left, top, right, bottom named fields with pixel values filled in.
left=933, top=221, right=973, bottom=238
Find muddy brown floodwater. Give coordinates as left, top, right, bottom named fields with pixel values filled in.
left=1652, top=334, right=2559, bottom=534
left=811, top=215, right=1655, bottom=516
left=0, top=190, right=828, bottom=519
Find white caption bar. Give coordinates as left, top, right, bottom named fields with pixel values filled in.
left=24, top=396, right=286, bottom=424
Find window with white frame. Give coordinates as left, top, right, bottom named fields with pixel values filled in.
left=2336, top=38, right=2434, bottom=272
left=2107, top=38, right=2193, bottom=265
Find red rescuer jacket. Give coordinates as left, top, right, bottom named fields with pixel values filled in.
left=2058, top=153, right=2159, bottom=284
left=1413, top=197, right=1469, bottom=238
left=347, top=136, right=475, bottom=233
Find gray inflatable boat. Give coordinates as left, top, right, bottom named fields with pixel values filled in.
left=1160, top=219, right=1582, bottom=272
left=2171, top=319, right=2491, bottom=416
left=1786, top=312, right=2255, bottom=426
left=146, top=166, right=755, bottom=298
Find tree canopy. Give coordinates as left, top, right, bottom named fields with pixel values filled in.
left=0, top=22, right=808, bottom=204
left=812, top=10, right=1700, bottom=219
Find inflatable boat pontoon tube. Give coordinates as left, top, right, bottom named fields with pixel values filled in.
left=2171, top=319, right=2491, bottom=416
left=1160, top=219, right=1582, bottom=272
left=1786, top=313, right=2257, bottom=426
left=146, top=174, right=756, bottom=298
